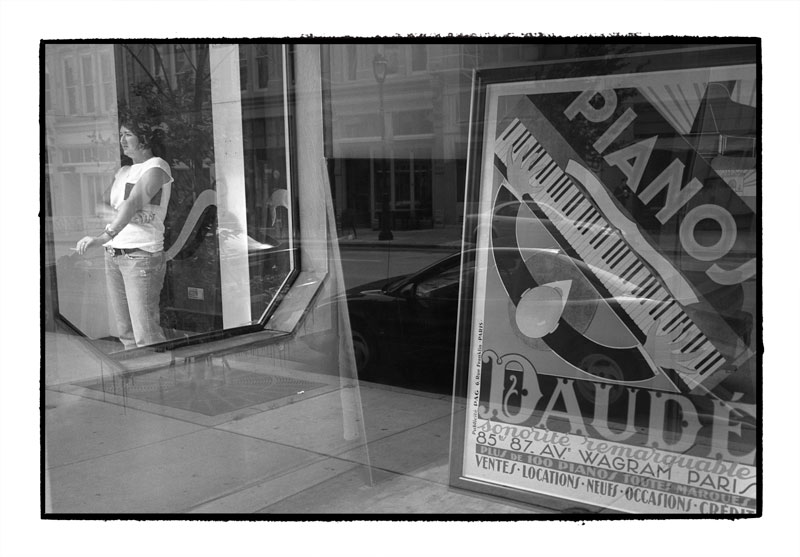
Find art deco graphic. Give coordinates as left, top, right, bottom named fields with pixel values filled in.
left=492, top=117, right=741, bottom=394
left=453, top=60, right=758, bottom=514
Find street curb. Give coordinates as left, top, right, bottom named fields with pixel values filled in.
left=338, top=241, right=461, bottom=252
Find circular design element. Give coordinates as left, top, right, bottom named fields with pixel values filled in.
left=579, top=353, right=625, bottom=382
left=575, top=353, right=626, bottom=405
left=508, top=251, right=600, bottom=351
left=525, top=252, right=598, bottom=334
left=679, top=203, right=737, bottom=261
left=516, top=285, right=565, bottom=338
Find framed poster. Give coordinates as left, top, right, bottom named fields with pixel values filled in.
left=450, top=45, right=759, bottom=515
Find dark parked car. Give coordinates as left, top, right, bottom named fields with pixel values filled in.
left=344, top=247, right=633, bottom=386
left=345, top=247, right=637, bottom=389
left=344, top=246, right=755, bottom=401
left=346, top=251, right=467, bottom=388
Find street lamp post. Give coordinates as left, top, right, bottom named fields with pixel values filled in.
left=373, top=52, right=393, bottom=241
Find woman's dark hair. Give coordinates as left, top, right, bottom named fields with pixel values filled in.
left=119, top=116, right=167, bottom=159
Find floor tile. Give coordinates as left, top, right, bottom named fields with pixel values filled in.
left=259, top=466, right=541, bottom=514
left=50, top=383, right=267, bottom=428
left=217, top=389, right=368, bottom=457
left=358, top=385, right=453, bottom=437
left=44, top=362, right=551, bottom=515
left=217, top=385, right=453, bottom=458
left=77, top=366, right=328, bottom=417
left=44, top=333, right=106, bottom=386
left=337, top=414, right=452, bottom=481
left=188, top=458, right=366, bottom=514
left=46, top=428, right=320, bottom=514
left=44, top=332, right=172, bottom=386
left=44, top=390, right=204, bottom=469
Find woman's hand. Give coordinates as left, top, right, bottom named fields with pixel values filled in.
left=75, top=235, right=101, bottom=255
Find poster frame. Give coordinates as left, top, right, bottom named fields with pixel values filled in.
left=448, top=42, right=761, bottom=516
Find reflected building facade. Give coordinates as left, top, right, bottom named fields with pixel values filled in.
left=325, top=44, right=559, bottom=230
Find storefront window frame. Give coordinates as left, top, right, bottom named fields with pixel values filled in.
left=42, top=42, right=306, bottom=365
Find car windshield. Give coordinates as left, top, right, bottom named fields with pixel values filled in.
left=383, top=253, right=462, bottom=294
left=383, top=276, right=410, bottom=293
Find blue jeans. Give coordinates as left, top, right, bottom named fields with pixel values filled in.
left=105, top=249, right=167, bottom=349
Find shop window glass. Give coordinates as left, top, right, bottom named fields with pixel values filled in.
left=346, top=44, right=357, bottom=81
left=323, top=42, right=758, bottom=515
left=413, top=159, right=432, bottom=216
left=45, top=71, right=52, bottom=112
left=172, top=45, right=190, bottom=81
left=392, top=109, right=432, bottom=136
left=100, top=52, right=114, bottom=112
left=240, top=53, right=249, bottom=91
left=81, top=55, right=95, bottom=113
left=340, top=114, right=380, bottom=138
left=43, top=41, right=758, bottom=517
left=44, top=43, right=297, bottom=354
left=394, top=159, right=411, bottom=206
left=520, top=44, right=540, bottom=61
left=480, top=44, right=500, bottom=64
left=384, top=44, right=400, bottom=75
left=411, top=44, right=428, bottom=72
left=501, top=44, right=521, bottom=61
left=45, top=43, right=373, bottom=518
left=256, top=44, right=271, bottom=89
left=416, top=264, right=461, bottom=299
left=152, top=45, right=172, bottom=82
left=63, top=57, right=78, bottom=115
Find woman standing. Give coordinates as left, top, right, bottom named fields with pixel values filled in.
left=75, top=118, right=173, bottom=349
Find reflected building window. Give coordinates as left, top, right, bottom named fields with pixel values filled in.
left=479, top=44, right=500, bottom=65
left=63, top=57, right=78, bottom=115
left=44, top=70, right=52, bottom=112
left=81, top=55, right=95, bottom=113
left=100, top=52, right=114, bottom=112
left=411, top=44, right=428, bottom=72
left=240, top=54, right=248, bottom=90
left=256, top=44, right=270, bottom=89
left=384, top=44, right=400, bottom=75
left=346, top=44, right=357, bottom=81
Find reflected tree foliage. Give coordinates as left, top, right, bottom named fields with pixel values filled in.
left=115, top=43, right=220, bottom=334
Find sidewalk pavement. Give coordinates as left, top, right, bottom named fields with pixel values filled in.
left=43, top=224, right=548, bottom=514
left=44, top=333, right=544, bottom=515
left=337, top=225, right=464, bottom=251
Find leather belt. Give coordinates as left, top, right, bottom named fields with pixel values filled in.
left=105, top=247, right=145, bottom=257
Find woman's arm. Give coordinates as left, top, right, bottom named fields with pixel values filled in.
left=105, top=167, right=170, bottom=234
left=75, top=167, right=169, bottom=254
left=94, top=175, right=117, bottom=220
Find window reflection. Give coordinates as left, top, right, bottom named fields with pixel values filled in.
left=44, top=43, right=296, bottom=352
left=43, top=42, right=758, bottom=516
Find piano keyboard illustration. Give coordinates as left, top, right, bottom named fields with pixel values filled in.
left=495, top=119, right=727, bottom=390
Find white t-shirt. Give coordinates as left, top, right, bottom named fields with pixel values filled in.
left=106, top=157, right=173, bottom=252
